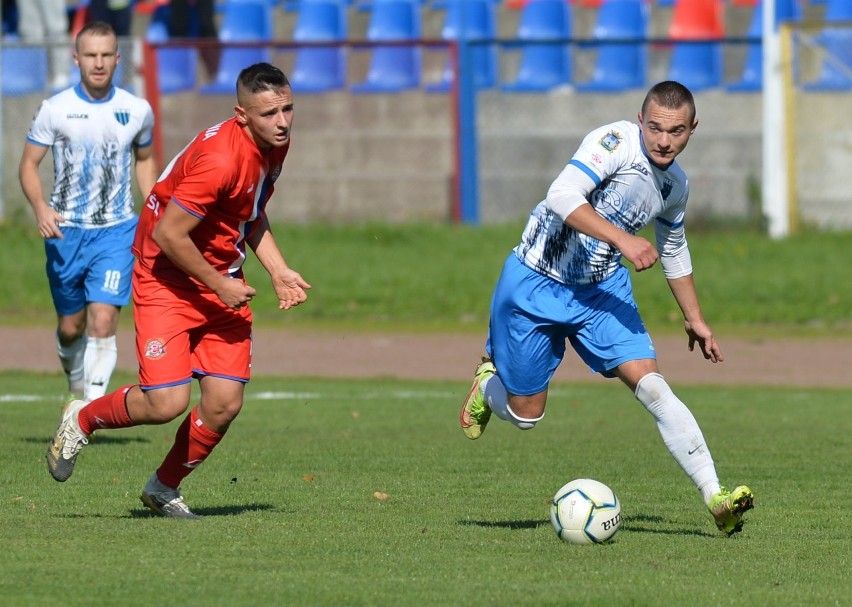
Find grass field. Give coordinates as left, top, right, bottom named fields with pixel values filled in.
left=2, top=219, right=850, bottom=604
left=1, top=370, right=849, bottom=606
left=2, top=221, right=851, bottom=336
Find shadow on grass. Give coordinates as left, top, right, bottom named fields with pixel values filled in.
left=459, top=519, right=549, bottom=530
left=621, top=513, right=716, bottom=538
left=23, top=435, right=150, bottom=445
left=129, top=503, right=277, bottom=519
left=459, top=514, right=716, bottom=538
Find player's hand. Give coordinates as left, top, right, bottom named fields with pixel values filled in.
left=272, top=269, right=311, bottom=310
left=618, top=234, right=658, bottom=272
left=684, top=320, right=724, bottom=363
left=216, top=279, right=256, bottom=310
left=35, top=208, right=66, bottom=240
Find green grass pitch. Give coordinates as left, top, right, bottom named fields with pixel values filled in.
left=1, top=371, right=849, bottom=606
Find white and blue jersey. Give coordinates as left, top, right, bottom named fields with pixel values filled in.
left=25, top=83, right=154, bottom=229
left=487, top=120, right=695, bottom=392
left=515, top=120, right=689, bottom=285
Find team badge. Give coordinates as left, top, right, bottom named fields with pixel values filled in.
left=114, top=109, right=131, bottom=125
left=144, top=338, right=166, bottom=359
left=599, top=130, right=622, bottom=153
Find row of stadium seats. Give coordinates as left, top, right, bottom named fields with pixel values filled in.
left=3, top=0, right=851, bottom=95
left=147, top=0, right=851, bottom=94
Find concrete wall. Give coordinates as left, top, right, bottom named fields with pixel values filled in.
left=2, top=1, right=849, bottom=228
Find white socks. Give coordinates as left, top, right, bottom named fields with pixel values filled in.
left=83, top=335, right=118, bottom=401
left=635, top=373, right=721, bottom=503
left=56, top=332, right=85, bottom=395
left=482, top=375, right=544, bottom=430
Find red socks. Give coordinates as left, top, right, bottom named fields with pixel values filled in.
left=78, top=390, right=225, bottom=490
left=78, top=385, right=135, bottom=435
left=156, top=406, right=224, bottom=489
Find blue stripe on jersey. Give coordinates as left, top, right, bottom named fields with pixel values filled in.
left=172, top=197, right=205, bottom=219
left=656, top=216, right=684, bottom=229
left=569, top=159, right=601, bottom=185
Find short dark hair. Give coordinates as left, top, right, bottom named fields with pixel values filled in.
left=75, top=21, right=117, bottom=52
left=237, top=63, right=290, bottom=95
left=642, top=81, right=696, bottom=123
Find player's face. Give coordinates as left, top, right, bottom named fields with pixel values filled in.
left=74, top=33, right=119, bottom=99
left=638, top=100, right=697, bottom=168
left=238, top=87, right=294, bottom=150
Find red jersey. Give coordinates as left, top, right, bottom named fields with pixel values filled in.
left=134, top=117, right=289, bottom=288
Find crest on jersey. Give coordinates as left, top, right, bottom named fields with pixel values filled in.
left=599, top=130, right=622, bottom=153
left=144, top=338, right=166, bottom=359
left=114, top=109, right=131, bottom=125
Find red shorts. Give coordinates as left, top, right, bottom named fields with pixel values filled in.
left=133, top=265, right=253, bottom=389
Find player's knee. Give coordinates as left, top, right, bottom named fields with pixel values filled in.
left=634, top=372, right=673, bottom=406
left=57, top=324, right=85, bottom=344
left=506, top=404, right=544, bottom=430
left=140, top=387, right=191, bottom=424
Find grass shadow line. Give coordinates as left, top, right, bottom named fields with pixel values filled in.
left=23, top=435, right=151, bottom=446
left=130, top=503, right=277, bottom=519
left=458, top=519, right=549, bottom=530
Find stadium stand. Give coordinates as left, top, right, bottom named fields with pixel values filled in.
left=199, top=0, right=274, bottom=94
left=351, top=0, right=422, bottom=93
left=805, top=0, right=852, bottom=89
left=727, top=0, right=802, bottom=92
left=666, top=0, right=725, bottom=91
left=427, top=0, right=497, bottom=91
left=145, top=4, right=198, bottom=94
left=291, top=0, right=349, bottom=93
left=502, top=0, right=572, bottom=92
left=1, top=36, right=48, bottom=96
left=575, top=0, right=649, bottom=92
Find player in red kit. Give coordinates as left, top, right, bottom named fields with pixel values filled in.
left=46, top=63, right=311, bottom=518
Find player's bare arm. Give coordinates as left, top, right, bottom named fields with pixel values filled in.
left=666, top=273, right=723, bottom=363
left=19, top=142, right=66, bottom=239
left=565, top=203, right=659, bottom=271
left=246, top=215, right=311, bottom=310
left=133, top=145, right=159, bottom=202
left=152, top=202, right=256, bottom=309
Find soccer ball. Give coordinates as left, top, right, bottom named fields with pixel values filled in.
left=550, top=478, right=622, bottom=545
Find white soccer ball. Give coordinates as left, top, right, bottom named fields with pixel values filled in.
left=550, top=478, right=622, bottom=545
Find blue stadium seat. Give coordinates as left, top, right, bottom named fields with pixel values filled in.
left=351, top=0, right=421, bottom=93
left=665, top=0, right=724, bottom=91
left=728, top=0, right=801, bottom=92
left=804, top=0, right=852, bottom=90
left=291, top=0, right=348, bottom=93
left=427, top=0, right=497, bottom=92
left=199, top=0, right=273, bottom=95
left=805, top=29, right=852, bottom=90
left=1, top=36, right=47, bottom=96
left=667, top=42, right=723, bottom=91
left=822, top=0, right=852, bottom=19
left=502, top=0, right=572, bottom=92
left=146, top=5, right=198, bottom=94
left=575, top=0, right=648, bottom=93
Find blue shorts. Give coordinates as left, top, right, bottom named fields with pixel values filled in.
left=45, top=219, right=138, bottom=316
left=486, top=253, right=655, bottom=396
